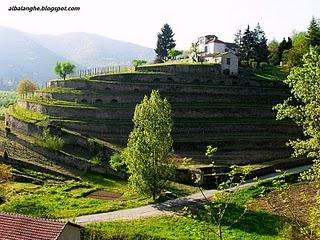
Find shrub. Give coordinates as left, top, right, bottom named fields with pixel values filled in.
left=110, top=152, right=128, bottom=176
left=36, top=129, right=64, bottom=151
left=259, top=62, right=269, bottom=69
left=240, top=60, right=248, bottom=66
left=251, top=61, right=258, bottom=70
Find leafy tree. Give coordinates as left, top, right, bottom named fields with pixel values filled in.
left=132, top=59, right=147, bottom=70
left=167, top=48, right=183, bottom=60
left=306, top=16, right=320, bottom=47
left=234, top=29, right=242, bottom=46
left=239, top=25, right=255, bottom=61
left=54, top=61, right=75, bottom=80
left=274, top=47, right=320, bottom=175
left=124, top=90, right=174, bottom=201
left=154, top=23, right=176, bottom=62
left=16, top=79, right=37, bottom=98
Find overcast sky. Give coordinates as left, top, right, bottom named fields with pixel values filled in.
left=1, top=0, right=320, bottom=49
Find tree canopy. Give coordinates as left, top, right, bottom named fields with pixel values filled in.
left=237, top=23, right=269, bottom=63
left=274, top=47, right=320, bottom=175
left=124, top=90, right=174, bottom=200
left=154, top=23, right=176, bottom=62
left=16, top=79, right=37, bottom=98
left=306, top=16, right=320, bottom=47
left=54, top=61, right=75, bottom=80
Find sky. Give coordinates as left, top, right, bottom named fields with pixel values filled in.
left=1, top=0, right=320, bottom=49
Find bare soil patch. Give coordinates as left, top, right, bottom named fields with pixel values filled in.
left=87, top=190, right=123, bottom=200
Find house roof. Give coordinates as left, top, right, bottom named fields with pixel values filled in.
left=206, top=38, right=225, bottom=44
left=0, top=212, right=81, bottom=240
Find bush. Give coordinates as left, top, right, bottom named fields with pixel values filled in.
left=36, top=129, right=64, bottom=151
left=110, top=152, right=128, bottom=176
left=251, top=61, right=258, bottom=70
left=240, top=60, right=248, bottom=67
left=259, top=62, right=269, bottom=69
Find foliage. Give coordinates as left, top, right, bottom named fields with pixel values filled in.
left=274, top=47, right=320, bottom=237
left=0, top=91, right=19, bottom=116
left=0, top=164, right=12, bottom=182
left=35, top=129, right=64, bottom=151
left=268, top=39, right=280, bottom=65
left=54, top=61, right=76, bottom=80
left=132, top=59, right=147, bottom=68
left=16, top=79, right=37, bottom=98
left=6, top=105, right=49, bottom=124
left=306, top=16, right=320, bottom=47
left=124, top=90, right=174, bottom=200
left=110, top=151, right=128, bottom=176
left=167, top=48, right=183, bottom=60
left=154, top=23, right=176, bottom=61
left=238, top=23, right=269, bottom=63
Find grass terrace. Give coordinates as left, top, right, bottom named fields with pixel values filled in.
left=6, top=105, right=49, bottom=124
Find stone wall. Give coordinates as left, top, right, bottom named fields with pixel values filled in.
left=137, top=64, right=221, bottom=74
left=5, top=114, right=43, bottom=136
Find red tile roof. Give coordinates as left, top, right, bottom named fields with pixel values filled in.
left=0, top=212, right=79, bottom=240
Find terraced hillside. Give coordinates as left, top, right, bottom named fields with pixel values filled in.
left=5, top=64, right=301, bottom=169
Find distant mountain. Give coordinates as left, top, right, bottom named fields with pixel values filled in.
left=0, top=26, right=67, bottom=89
left=31, top=32, right=155, bottom=68
left=0, top=26, right=155, bottom=89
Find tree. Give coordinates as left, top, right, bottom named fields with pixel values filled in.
left=234, top=29, right=242, bottom=46
left=16, top=79, right=37, bottom=98
left=239, top=25, right=255, bottom=61
left=306, top=16, right=320, bottom=47
left=268, top=39, right=280, bottom=65
left=154, top=23, right=176, bottom=62
left=253, top=23, right=269, bottom=62
left=167, top=48, right=183, bottom=60
left=132, top=59, right=147, bottom=70
left=124, top=90, right=174, bottom=201
left=54, top=61, right=75, bottom=80
left=274, top=47, right=320, bottom=238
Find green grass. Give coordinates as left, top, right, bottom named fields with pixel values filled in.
left=39, top=87, right=84, bottom=94
left=0, top=175, right=198, bottom=219
left=140, top=62, right=220, bottom=67
left=6, top=105, right=49, bottom=124
left=240, top=66, right=288, bottom=81
left=84, top=183, right=288, bottom=239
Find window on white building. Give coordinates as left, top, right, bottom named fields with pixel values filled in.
left=227, top=58, right=231, bottom=65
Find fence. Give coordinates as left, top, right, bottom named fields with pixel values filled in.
left=71, top=65, right=135, bottom=78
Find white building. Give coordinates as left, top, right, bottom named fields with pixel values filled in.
left=197, top=35, right=239, bottom=75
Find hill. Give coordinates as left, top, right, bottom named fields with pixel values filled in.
left=3, top=63, right=306, bottom=186
left=0, top=27, right=155, bottom=89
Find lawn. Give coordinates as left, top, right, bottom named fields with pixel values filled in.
left=0, top=174, right=198, bottom=219
left=84, top=183, right=291, bottom=240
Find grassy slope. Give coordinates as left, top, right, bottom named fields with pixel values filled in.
left=85, top=183, right=289, bottom=240
left=0, top=175, right=198, bottom=219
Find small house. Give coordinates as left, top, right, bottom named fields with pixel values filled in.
left=0, top=212, right=82, bottom=240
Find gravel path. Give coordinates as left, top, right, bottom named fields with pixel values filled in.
left=75, top=164, right=311, bottom=224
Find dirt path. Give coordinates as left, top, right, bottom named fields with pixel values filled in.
left=75, top=165, right=311, bottom=224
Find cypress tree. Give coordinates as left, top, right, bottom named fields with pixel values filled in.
left=154, top=23, right=176, bottom=62
left=306, top=17, right=320, bottom=47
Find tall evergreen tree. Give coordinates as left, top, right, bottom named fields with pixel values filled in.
left=239, top=25, right=255, bottom=61
left=234, top=29, right=242, bottom=46
left=253, top=23, right=269, bottom=62
left=306, top=17, right=320, bottom=47
left=154, top=23, right=176, bottom=62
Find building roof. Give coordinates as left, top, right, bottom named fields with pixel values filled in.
left=0, top=212, right=81, bottom=240
left=206, top=38, right=225, bottom=44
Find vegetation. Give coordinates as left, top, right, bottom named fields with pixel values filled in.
left=0, top=164, right=12, bottom=182
left=54, top=61, right=76, bottom=80
left=6, top=105, right=49, bottom=124
left=124, top=90, right=174, bottom=201
left=274, top=47, right=320, bottom=238
left=167, top=48, right=183, bottom=60
left=132, top=59, right=147, bottom=69
left=237, top=23, right=269, bottom=63
left=84, top=181, right=291, bottom=240
left=155, top=23, right=176, bottom=62
left=35, top=129, right=64, bottom=151
left=0, top=91, right=19, bottom=116
left=16, top=80, right=37, bottom=98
